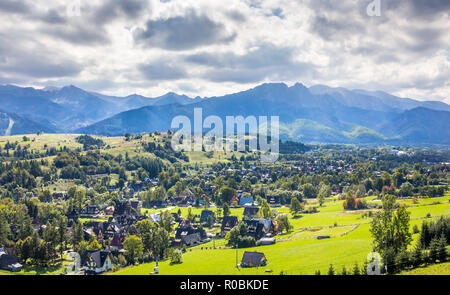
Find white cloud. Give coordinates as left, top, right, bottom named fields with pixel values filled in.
left=0, top=0, right=448, bottom=103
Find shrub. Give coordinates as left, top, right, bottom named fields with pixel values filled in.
left=170, top=249, right=183, bottom=265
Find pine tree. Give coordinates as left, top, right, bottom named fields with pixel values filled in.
left=429, top=237, right=439, bottom=263
left=412, top=241, right=423, bottom=267
left=437, top=233, right=448, bottom=262
left=341, top=266, right=348, bottom=275
left=328, top=264, right=335, bottom=275
left=0, top=214, right=11, bottom=247
left=353, top=263, right=361, bottom=275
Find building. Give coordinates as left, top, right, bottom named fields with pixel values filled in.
left=240, top=251, right=267, bottom=268
left=243, top=206, right=260, bottom=218
left=81, top=250, right=114, bottom=274
left=80, top=205, right=100, bottom=218
left=221, top=216, right=238, bottom=235
left=0, top=249, right=22, bottom=272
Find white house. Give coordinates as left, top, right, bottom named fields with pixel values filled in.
left=82, top=250, right=114, bottom=274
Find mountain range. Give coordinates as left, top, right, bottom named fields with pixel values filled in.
left=0, top=82, right=448, bottom=145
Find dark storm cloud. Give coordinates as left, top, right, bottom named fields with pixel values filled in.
left=0, top=32, right=83, bottom=79
left=185, top=43, right=317, bottom=83
left=93, top=0, right=150, bottom=25
left=37, top=9, right=67, bottom=25
left=311, top=15, right=366, bottom=40
left=225, top=10, right=247, bottom=23
left=308, top=0, right=449, bottom=64
left=0, top=0, right=30, bottom=14
left=42, top=23, right=110, bottom=46
left=133, top=10, right=237, bottom=51
left=138, top=59, right=188, bottom=81
left=381, top=0, right=450, bottom=19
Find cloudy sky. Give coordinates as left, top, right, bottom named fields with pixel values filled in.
left=0, top=0, right=449, bottom=103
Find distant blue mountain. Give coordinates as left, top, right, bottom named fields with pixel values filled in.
left=0, top=82, right=449, bottom=144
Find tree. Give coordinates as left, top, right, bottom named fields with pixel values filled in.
left=353, top=263, right=360, bottom=275
left=43, top=222, right=58, bottom=263
left=437, top=233, right=448, bottom=262
left=328, top=264, right=335, bottom=275
left=87, top=236, right=101, bottom=251
left=123, top=235, right=144, bottom=265
left=412, top=241, right=423, bottom=267
left=290, top=198, right=303, bottom=216
left=77, top=241, right=88, bottom=258
left=276, top=214, right=292, bottom=233
left=0, top=214, right=11, bottom=247
left=429, top=237, right=439, bottom=263
left=222, top=202, right=230, bottom=217
left=187, top=207, right=195, bottom=222
left=260, top=199, right=273, bottom=219
left=159, top=210, right=174, bottom=232
left=302, top=183, right=317, bottom=199
left=135, top=219, right=154, bottom=253
left=399, top=182, right=414, bottom=197
left=151, top=227, right=170, bottom=260
left=219, top=186, right=237, bottom=204
left=318, top=184, right=331, bottom=206
left=72, top=222, right=84, bottom=245
left=370, top=195, right=412, bottom=271
left=170, top=248, right=183, bottom=265
left=56, top=215, right=68, bottom=257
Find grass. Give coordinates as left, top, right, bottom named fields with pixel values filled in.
left=399, top=262, right=450, bottom=275
left=111, top=195, right=450, bottom=275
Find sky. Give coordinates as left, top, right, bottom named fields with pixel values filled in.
left=0, top=0, right=449, bottom=103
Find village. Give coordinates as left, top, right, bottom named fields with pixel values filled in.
left=0, top=134, right=448, bottom=275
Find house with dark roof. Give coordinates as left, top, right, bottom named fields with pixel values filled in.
left=240, top=251, right=267, bottom=268
left=221, top=216, right=238, bottom=235
left=182, top=233, right=202, bottom=247
left=80, top=205, right=100, bottom=218
left=173, top=220, right=207, bottom=246
left=110, top=233, right=125, bottom=251
left=243, top=219, right=266, bottom=240
left=243, top=206, right=260, bottom=218
left=0, top=249, right=22, bottom=272
left=81, top=250, right=114, bottom=274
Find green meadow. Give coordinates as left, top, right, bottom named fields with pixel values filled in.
left=112, top=193, right=450, bottom=275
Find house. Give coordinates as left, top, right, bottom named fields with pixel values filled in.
left=182, top=233, right=202, bottom=247
left=221, top=216, right=238, bottom=235
left=81, top=250, right=114, bottom=274
left=200, top=210, right=215, bottom=223
left=173, top=220, right=206, bottom=246
left=240, top=251, right=267, bottom=268
left=243, top=219, right=266, bottom=240
left=114, top=200, right=132, bottom=216
left=243, top=206, right=260, bottom=218
left=0, top=249, right=22, bottom=272
left=110, top=233, right=125, bottom=251
left=80, top=205, right=100, bottom=218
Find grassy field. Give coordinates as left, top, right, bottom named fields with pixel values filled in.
left=400, top=262, right=450, bottom=275
left=112, top=193, right=450, bottom=275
